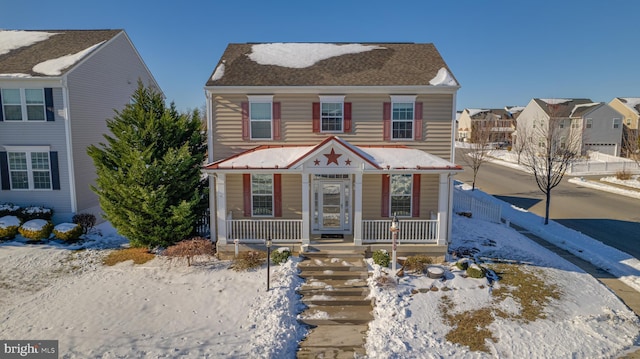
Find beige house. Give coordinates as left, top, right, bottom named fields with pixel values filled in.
left=609, top=98, right=640, bottom=157
left=203, top=43, right=462, bottom=254
left=457, top=107, right=523, bottom=144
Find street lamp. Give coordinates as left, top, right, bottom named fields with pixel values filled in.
left=389, top=214, right=400, bottom=276
left=266, top=237, right=272, bottom=291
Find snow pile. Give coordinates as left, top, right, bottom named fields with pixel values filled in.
left=0, top=215, right=21, bottom=228
left=601, top=175, right=640, bottom=189
left=211, top=60, right=225, bottom=81
left=20, top=219, right=49, bottom=231
left=33, top=41, right=104, bottom=76
left=54, top=222, right=79, bottom=233
left=540, top=98, right=571, bottom=105
left=248, top=43, right=384, bottom=68
left=429, top=67, right=458, bottom=86
left=0, top=30, right=56, bottom=56
left=568, top=177, right=640, bottom=199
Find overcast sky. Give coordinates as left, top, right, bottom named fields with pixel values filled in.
left=2, top=0, right=638, bottom=113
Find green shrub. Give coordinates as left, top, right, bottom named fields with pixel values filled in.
left=72, top=213, right=96, bottom=235
left=0, top=215, right=21, bottom=240
left=18, top=219, right=53, bottom=240
left=0, top=203, right=20, bottom=218
left=270, top=248, right=291, bottom=265
left=372, top=249, right=390, bottom=267
left=53, top=223, right=83, bottom=242
left=455, top=259, right=470, bottom=270
left=467, top=263, right=486, bottom=278
left=404, top=255, right=433, bottom=273
left=231, top=251, right=265, bottom=271
left=19, top=206, right=53, bottom=222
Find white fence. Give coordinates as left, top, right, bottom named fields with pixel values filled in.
left=226, top=219, right=302, bottom=242
left=453, top=189, right=502, bottom=223
left=362, top=219, right=439, bottom=243
left=568, top=152, right=640, bottom=175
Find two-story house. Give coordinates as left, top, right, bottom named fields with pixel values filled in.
left=608, top=97, right=640, bottom=157
left=516, top=98, right=623, bottom=156
left=203, top=43, right=462, bottom=255
left=457, top=107, right=522, bottom=144
left=0, top=29, right=160, bottom=222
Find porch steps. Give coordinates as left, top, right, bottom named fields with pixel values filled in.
left=296, top=249, right=372, bottom=358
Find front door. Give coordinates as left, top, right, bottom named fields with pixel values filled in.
left=313, top=176, right=351, bottom=233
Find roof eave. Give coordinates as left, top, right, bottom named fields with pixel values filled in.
left=204, top=85, right=460, bottom=95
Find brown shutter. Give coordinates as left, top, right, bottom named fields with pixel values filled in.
left=414, top=102, right=423, bottom=140
left=412, top=174, right=421, bottom=217
left=274, top=174, right=282, bottom=217
left=272, top=102, right=281, bottom=140
left=241, top=102, right=249, bottom=141
left=383, top=102, right=391, bottom=141
left=344, top=102, right=352, bottom=133
left=312, top=102, right=320, bottom=133
left=243, top=174, right=251, bottom=217
left=381, top=175, right=390, bottom=217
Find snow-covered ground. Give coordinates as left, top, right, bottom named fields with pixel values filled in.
left=1, top=194, right=639, bottom=357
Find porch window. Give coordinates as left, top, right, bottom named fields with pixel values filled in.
left=1, top=88, right=46, bottom=121
left=390, top=174, right=412, bottom=217
left=251, top=174, right=273, bottom=216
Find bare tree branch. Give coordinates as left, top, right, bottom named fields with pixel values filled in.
left=460, top=118, right=493, bottom=191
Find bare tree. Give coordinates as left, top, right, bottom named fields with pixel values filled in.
left=460, top=119, right=493, bottom=191
left=622, top=127, right=640, bottom=165
left=522, top=113, right=582, bottom=225
left=511, top=124, right=527, bottom=164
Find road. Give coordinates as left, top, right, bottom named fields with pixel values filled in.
left=454, top=152, right=640, bottom=260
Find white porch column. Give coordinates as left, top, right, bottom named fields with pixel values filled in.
left=437, top=173, right=450, bottom=246
left=353, top=172, right=363, bottom=245
left=216, top=173, right=228, bottom=245
left=208, top=175, right=217, bottom=243
left=301, top=174, right=310, bottom=244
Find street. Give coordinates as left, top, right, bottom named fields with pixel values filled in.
left=454, top=151, right=640, bottom=260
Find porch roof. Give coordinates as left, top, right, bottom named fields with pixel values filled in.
left=203, top=136, right=462, bottom=173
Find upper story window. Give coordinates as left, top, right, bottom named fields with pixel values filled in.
left=390, top=174, right=412, bottom=217
left=7, top=149, right=51, bottom=190
left=391, top=97, right=415, bottom=140
left=249, top=96, right=272, bottom=140
left=613, top=118, right=621, bottom=129
left=251, top=174, right=273, bottom=217
left=320, top=96, right=344, bottom=133
left=586, top=119, right=593, bottom=129
left=1, top=89, right=46, bottom=121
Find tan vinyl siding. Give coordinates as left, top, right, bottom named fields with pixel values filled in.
left=225, top=173, right=302, bottom=219
left=211, top=93, right=454, bottom=162
left=420, top=174, right=439, bottom=216
left=362, top=174, right=383, bottom=220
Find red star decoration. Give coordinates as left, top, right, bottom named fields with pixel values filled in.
left=324, top=148, right=342, bottom=166
left=345, top=158, right=352, bottom=166
left=313, top=159, right=320, bottom=166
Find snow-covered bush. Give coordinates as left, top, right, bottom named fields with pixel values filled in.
left=466, top=263, right=486, bottom=279
left=270, top=247, right=291, bottom=265
left=372, top=249, right=390, bottom=267
left=72, top=213, right=96, bottom=235
left=18, top=219, right=53, bottom=241
left=0, top=215, right=21, bottom=240
left=53, top=223, right=83, bottom=242
left=0, top=203, right=20, bottom=217
left=19, top=206, right=53, bottom=222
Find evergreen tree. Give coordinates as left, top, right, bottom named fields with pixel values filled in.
left=88, top=82, right=207, bottom=248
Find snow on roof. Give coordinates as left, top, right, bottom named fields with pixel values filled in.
left=466, top=108, right=489, bottom=117
left=539, top=98, right=571, bottom=105
left=214, top=146, right=315, bottom=168
left=429, top=67, right=458, bottom=86
left=247, top=43, right=384, bottom=69
left=620, top=97, right=640, bottom=115
left=506, top=106, right=525, bottom=113
left=32, top=41, right=104, bottom=76
left=211, top=61, right=225, bottom=81
left=0, top=30, right=57, bottom=56
left=569, top=102, right=600, bottom=117
left=361, top=147, right=458, bottom=169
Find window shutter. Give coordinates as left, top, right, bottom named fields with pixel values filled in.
left=383, top=102, right=391, bottom=141
left=274, top=174, right=282, bottom=217
left=381, top=175, right=390, bottom=217
left=0, top=152, right=9, bottom=189
left=0, top=91, right=3, bottom=122
left=272, top=102, right=281, bottom=140
left=414, top=102, right=423, bottom=140
left=312, top=102, right=320, bottom=133
left=344, top=102, right=352, bottom=133
left=412, top=174, right=421, bottom=217
left=50, top=151, right=60, bottom=190
left=241, top=102, right=249, bottom=141
left=45, top=88, right=55, bottom=121
left=243, top=174, right=251, bottom=217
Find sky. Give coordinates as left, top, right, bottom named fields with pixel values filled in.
left=2, top=0, right=639, bottom=113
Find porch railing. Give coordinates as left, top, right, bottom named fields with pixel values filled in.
left=362, top=219, right=439, bottom=243
left=226, top=219, right=302, bottom=242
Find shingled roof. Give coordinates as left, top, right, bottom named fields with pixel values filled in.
left=533, top=98, right=594, bottom=117
left=206, top=43, right=458, bottom=87
left=0, top=29, right=122, bottom=77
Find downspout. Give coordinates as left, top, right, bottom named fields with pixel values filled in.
left=61, top=76, right=78, bottom=215
left=205, top=89, right=217, bottom=242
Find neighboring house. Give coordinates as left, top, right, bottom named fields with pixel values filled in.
left=203, top=42, right=462, bottom=255
left=457, top=106, right=523, bottom=144
left=0, top=29, right=160, bottom=222
left=516, top=98, right=623, bottom=156
left=608, top=97, right=640, bottom=157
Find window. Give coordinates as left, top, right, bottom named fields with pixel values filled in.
left=613, top=118, right=621, bottom=129
left=571, top=119, right=579, bottom=129
left=559, top=136, right=566, bottom=149
left=1, top=89, right=46, bottom=121
left=390, top=174, right=412, bottom=217
left=392, top=102, right=414, bottom=139
left=559, top=119, right=565, bottom=129
left=321, top=102, right=343, bottom=132
left=251, top=174, right=273, bottom=216
left=627, top=118, right=632, bottom=126
left=586, top=119, right=593, bottom=129
left=250, top=102, right=272, bottom=139
left=7, top=151, right=51, bottom=189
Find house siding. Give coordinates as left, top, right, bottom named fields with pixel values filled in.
left=582, top=105, right=623, bottom=156
left=66, top=32, right=158, bottom=218
left=211, top=93, right=454, bottom=162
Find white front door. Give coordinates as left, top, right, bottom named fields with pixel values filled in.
left=313, top=176, right=351, bottom=233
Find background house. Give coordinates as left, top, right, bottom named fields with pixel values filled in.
left=515, top=98, right=623, bottom=156
left=0, top=29, right=160, bottom=222
left=203, top=42, right=462, bottom=255
left=457, top=106, right=522, bottom=145
left=609, top=97, right=640, bottom=158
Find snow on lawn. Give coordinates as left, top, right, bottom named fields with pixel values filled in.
left=1, top=215, right=639, bottom=357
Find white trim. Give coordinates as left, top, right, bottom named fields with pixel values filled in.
left=390, top=95, right=417, bottom=103
left=2, top=145, right=50, bottom=152
left=61, top=81, right=77, bottom=213
left=319, top=95, right=345, bottom=102
left=247, top=95, right=273, bottom=103
left=216, top=174, right=227, bottom=245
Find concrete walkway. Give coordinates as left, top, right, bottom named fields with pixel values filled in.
left=513, top=224, right=640, bottom=358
